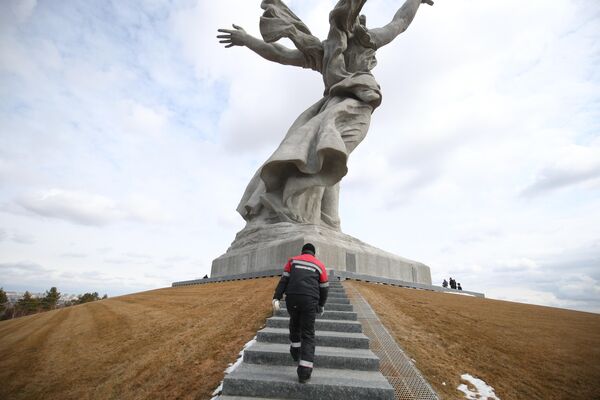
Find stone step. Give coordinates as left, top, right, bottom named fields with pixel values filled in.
left=243, top=342, right=379, bottom=371
left=275, top=309, right=357, bottom=321
left=257, top=327, right=369, bottom=349
left=219, top=397, right=287, bottom=400
left=222, top=363, right=394, bottom=400
left=281, top=297, right=350, bottom=305
left=322, top=297, right=349, bottom=304
left=327, top=292, right=347, bottom=298
left=280, top=301, right=353, bottom=312
left=266, top=317, right=362, bottom=333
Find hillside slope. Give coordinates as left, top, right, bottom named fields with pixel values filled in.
left=0, top=278, right=277, bottom=400
left=2, top=277, right=598, bottom=400
left=349, top=280, right=600, bottom=400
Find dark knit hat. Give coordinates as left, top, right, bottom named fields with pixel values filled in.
left=301, top=243, right=316, bottom=255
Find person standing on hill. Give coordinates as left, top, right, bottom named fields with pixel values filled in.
left=272, top=243, right=329, bottom=383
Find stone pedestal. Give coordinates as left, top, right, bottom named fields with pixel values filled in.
left=211, top=222, right=432, bottom=285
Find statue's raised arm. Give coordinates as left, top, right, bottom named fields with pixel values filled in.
left=369, top=0, right=434, bottom=49
left=217, top=24, right=308, bottom=68
left=217, top=1, right=325, bottom=72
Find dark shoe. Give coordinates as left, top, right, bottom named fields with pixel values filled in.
left=290, top=346, right=300, bottom=362
left=297, top=365, right=312, bottom=383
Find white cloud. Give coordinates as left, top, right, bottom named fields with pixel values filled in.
left=496, top=258, right=540, bottom=272
left=60, top=253, right=87, bottom=259
left=0, top=261, right=49, bottom=275
left=0, top=228, right=35, bottom=244
left=16, top=189, right=169, bottom=226
left=11, top=231, right=35, bottom=244
left=3, top=0, right=37, bottom=24
left=121, top=101, right=170, bottom=139
left=557, top=275, right=600, bottom=303
left=522, top=143, right=600, bottom=196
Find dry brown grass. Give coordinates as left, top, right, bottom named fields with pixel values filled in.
left=348, top=281, right=600, bottom=400
left=4, top=276, right=598, bottom=400
left=0, top=277, right=277, bottom=400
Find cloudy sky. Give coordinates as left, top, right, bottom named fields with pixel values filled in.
left=1, top=0, right=599, bottom=312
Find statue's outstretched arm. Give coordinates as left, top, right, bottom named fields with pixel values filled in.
left=217, top=24, right=308, bottom=68
left=369, top=0, right=433, bottom=49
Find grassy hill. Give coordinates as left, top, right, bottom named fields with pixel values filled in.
left=1, top=277, right=598, bottom=400
left=349, top=280, right=600, bottom=400
left=0, top=278, right=277, bottom=400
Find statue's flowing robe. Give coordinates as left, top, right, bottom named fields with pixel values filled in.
left=237, top=0, right=382, bottom=229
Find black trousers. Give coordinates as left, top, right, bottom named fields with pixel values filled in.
left=286, top=294, right=318, bottom=368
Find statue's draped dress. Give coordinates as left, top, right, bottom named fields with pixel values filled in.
left=237, top=0, right=382, bottom=230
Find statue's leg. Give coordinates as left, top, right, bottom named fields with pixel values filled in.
left=321, top=183, right=341, bottom=230
left=286, top=186, right=325, bottom=224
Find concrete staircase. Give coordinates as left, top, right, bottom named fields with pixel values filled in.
left=219, top=281, right=394, bottom=400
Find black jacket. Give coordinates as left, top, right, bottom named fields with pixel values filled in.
left=273, top=253, right=329, bottom=307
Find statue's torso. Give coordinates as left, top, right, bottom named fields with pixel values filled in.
left=344, top=39, right=377, bottom=73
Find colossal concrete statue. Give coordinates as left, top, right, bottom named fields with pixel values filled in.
left=211, top=0, right=434, bottom=285
left=218, top=0, right=433, bottom=231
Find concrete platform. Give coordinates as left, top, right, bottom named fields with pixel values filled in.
left=211, top=222, right=431, bottom=284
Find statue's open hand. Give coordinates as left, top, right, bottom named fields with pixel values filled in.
left=421, top=0, right=434, bottom=5
left=217, top=24, right=247, bottom=48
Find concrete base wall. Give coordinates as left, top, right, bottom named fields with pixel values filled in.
left=211, top=222, right=432, bottom=285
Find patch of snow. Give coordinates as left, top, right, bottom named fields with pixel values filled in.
left=457, top=373, right=500, bottom=400
left=447, top=291, right=476, bottom=297
left=209, top=336, right=257, bottom=399
left=225, top=337, right=257, bottom=374
left=210, top=382, right=223, bottom=400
